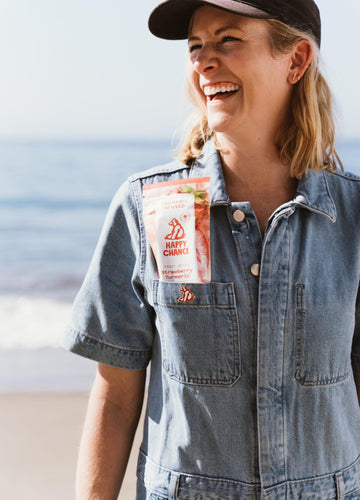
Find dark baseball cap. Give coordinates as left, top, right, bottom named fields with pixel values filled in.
left=148, top=0, right=321, bottom=46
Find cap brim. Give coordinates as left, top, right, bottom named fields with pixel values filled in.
left=148, top=0, right=272, bottom=40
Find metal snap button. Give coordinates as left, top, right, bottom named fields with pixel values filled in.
left=295, top=194, right=306, bottom=204
left=233, top=209, right=246, bottom=223
left=250, top=263, right=260, bottom=276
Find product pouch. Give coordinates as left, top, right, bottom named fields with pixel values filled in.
left=143, top=177, right=211, bottom=283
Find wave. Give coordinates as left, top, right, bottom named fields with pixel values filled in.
left=0, top=295, right=73, bottom=350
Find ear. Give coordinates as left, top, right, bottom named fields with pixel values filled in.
left=288, top=39, right=313, bottom=85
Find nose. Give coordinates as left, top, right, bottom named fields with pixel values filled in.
left=191, top=44, right=219, bottom=75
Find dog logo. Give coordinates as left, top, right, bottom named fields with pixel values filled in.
left=178, top=285, right=196, bottom=303
left=165, top=218, right=185, bottom=240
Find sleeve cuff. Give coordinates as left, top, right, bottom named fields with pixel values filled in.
left=62, top=327, right=152, bottom=370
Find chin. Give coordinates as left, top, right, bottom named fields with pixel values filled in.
left=207, top=107, right=239, bottom=131
left=207, top=117, right=234, bottom=135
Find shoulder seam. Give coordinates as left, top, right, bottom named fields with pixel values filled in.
left=331, top=170, right=360, bottom=182
left=128, top=160, right=190, bottom=182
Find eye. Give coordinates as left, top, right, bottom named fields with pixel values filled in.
left=221, top=35, right=241, bottom=43
left=188, top=43, right=202, bottom=53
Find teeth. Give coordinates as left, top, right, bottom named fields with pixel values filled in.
left=204, top=84, right=240, bottom=96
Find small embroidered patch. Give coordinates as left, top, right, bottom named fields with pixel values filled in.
left=178, top=285, right=196, bottom=303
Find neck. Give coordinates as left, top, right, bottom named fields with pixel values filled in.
left=217, top=131, right=280, bottom=168
left=215, top=133, right=297, bottom=235
left=215, top=132, right=293, bottom=193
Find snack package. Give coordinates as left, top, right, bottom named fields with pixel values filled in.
left=143, top=177, right=211, bottom=283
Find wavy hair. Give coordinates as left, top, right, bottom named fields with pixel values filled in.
left=178, top=19, right=342, bottom=179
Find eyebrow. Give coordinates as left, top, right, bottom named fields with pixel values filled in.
left=188, top=25, right=244, bottom=42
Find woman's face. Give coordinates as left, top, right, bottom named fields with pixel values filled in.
left=188, top=6, right=294, bottom=139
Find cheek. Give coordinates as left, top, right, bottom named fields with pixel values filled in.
left=243, top=60, right=286, bottom=99
left=262, top=56, right=292, bottom=88
left=186, top=63, right=207, bottom=111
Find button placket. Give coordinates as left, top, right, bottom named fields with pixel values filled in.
left=256, top=213, right=291, bottom=488
left=230, top=205, right=262, bottom=280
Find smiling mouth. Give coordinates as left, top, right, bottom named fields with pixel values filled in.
left=203, top=84, right=240, bottom=101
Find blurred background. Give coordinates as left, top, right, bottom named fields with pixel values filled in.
left=0, top=0, right=359, bottom=498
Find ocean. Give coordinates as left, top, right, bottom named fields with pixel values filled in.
left=0, top=139, right=174, bottom=392
left=1, top=138, right=360, bottom=391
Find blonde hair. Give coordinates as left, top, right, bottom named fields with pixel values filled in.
left=178, top=19, right=342, bottom=179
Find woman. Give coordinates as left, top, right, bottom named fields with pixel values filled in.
left=64, top=0, right=360, bottom=498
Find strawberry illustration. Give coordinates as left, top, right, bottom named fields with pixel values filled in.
left=178, top=183, right=210, bottom=281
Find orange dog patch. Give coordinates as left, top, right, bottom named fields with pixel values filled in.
left=178, top=285, right=196, bottom=303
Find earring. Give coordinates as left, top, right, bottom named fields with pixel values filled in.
left=294, top=73, right=301, bottom=83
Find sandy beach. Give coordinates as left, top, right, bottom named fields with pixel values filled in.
left=0, top=290, right=142, bottom=498
left=0, top=392, right=142, bottom=499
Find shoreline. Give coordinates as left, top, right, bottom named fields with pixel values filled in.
left=0, top=292, right=98, bottom=393
left=0, top=346, right=97, bottom=392
left=0, top=294, right=74, bottom=350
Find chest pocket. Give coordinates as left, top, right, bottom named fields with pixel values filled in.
left=152, top=281, right=241, bottom=386
left=294, top=282, right=353, bottom=386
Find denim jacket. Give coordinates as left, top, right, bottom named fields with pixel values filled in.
left=64, top=141, right=360, bottom=499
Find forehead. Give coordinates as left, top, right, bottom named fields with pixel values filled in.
left=189, top=5, right=267, bottom=38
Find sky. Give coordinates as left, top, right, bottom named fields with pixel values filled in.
left=0, top=0, right=358, bottom=141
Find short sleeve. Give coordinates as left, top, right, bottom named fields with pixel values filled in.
left=62, top=178, right=154, bottom=370
left=351, top=285, right=360, bottom=375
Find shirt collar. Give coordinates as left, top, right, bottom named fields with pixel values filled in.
left=191, top=140, right=336, bottom=221
left=190, top=139, right=230, bottom=207
left=296, top=169, right=337, bottom=222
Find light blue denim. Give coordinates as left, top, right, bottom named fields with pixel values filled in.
left=63, top=140, right=360, bottom=499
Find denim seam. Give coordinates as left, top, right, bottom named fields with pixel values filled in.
left=165, top=371, right=240, bottom=387
left=129, top=178, right=147, bottom=286
left=139, top=452, right=360, bottom=493
left=154, top=303, right=236, bottom=309
left=257, top=208, right=291, bottom=486
left=294, top=282, right=306, bottom=382
left=169, top=473, right=180, bottom=500
left=129, top=162, right=191, bottom=183
left=295, top=371, right=351, bottom=387
left=332, top=170, right=360, bottom=183
left=282, top=220, right=292, bottom=481
left=263, top=454, right=360, bottom=491
left=138, top=451, right=261, bottom=487
left=68, top=327, right=152, bottom=354
left=335, top=472, right=345, bottom=500
left=152, top=281, right=238, bottom=307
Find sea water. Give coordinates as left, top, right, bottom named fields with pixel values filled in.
left=1, top=138, right=359, bottom=391
left=0, top=139, right=174, bottom=391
